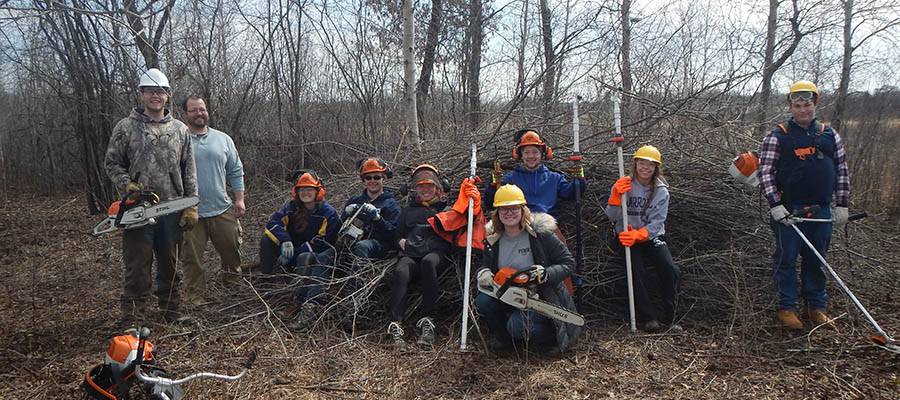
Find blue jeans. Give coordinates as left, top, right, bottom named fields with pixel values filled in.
left=347, top=239, right=391, bottom=292
left=294, top=248, right=336, bottom=304
left=770, top=205, right=832, bottom=311
left=475, top=292, right=555, bottom=345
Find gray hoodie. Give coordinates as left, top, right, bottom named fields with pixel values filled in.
left=604, top=177, right=669, bottom=239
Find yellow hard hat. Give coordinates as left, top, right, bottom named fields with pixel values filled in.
left=788, top=80, right=820, bottom=103
left=493, top=184, right=527, bottom=207
left=633, top=145, right=662, bottom=165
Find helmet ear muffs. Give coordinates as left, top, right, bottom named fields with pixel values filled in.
left=293, top=169, right=325, bottom=201
left=544, top=143, right=553, bottom=160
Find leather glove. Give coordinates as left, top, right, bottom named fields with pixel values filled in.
left=770, top=204, right=796, bottom=225
left=281, top=241, right=294, bottom=259
left=832, top=206, right=848, bottom=228
left=569, top=165, right=585, bottom=181
left=476, top=268, right=494, bottom=289
left=618, top=224, right=649, bottom=247
left=344, top=203, right=360, bottom=216
left=179, top=206, right=198, bottom=231
left=361, top=203, right=380, bottom=221
left=125, top=181, right=144, bottom=200
left=608, top=176, right=631, bottom=206
left=491, top=170, right=504, bottom=188
left=527, top=265, right=546, bottom=285
left=452, top=178, right=482, bottom=215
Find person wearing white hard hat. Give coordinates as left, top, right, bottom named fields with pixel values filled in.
left=758, top=80, right=851, bottom=330
left=104, top=68, right=199, bottom=328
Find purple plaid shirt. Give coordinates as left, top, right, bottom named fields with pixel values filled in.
left=759, top=123, right=850, bottom=207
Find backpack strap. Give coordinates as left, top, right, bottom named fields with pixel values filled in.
left=777, top=124, right=787, bottom=134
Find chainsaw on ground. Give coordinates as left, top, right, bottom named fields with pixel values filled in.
left=93, top=189, right=199, bottom=236
left=478, top=267, right=585, bottom=326
left=83, top=327, right=256, bottom=400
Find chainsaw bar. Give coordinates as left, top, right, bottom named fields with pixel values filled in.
left=92, top=196, right=199, bottom=236
left=478, top=283, right=585, bottom=326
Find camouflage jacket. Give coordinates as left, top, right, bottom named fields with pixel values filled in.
left=104, top=109, right=198, bottom=200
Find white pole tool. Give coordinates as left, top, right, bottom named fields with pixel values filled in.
left=460, top=141, right=477, bottom=350
left=613, top=91, right=637, bottom=332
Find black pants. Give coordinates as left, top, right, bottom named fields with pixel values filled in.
left=628, top=238, right=681, bottom=324
left=388, top=252, right=445, bottom=321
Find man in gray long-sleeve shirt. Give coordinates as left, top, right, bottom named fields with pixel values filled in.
left=180, top=96, right=246, bottom=305
left=104, top=68, right=198, bottom=327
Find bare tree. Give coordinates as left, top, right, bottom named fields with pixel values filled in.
left=402, top=0, right=421, bottom=147
left=465, top=0, right=483, bottom=130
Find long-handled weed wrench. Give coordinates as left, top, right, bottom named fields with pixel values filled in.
left=612, top=91, right=637, bottom=332
left=571, top=95, right=584, bottom=310
left=785, top=206, right=900, bottom=354
left=134, top=327, right=258, bottom=399
left=460, top=141, right=477, bottom=350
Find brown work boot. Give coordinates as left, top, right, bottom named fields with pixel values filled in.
left=808, top=309, right=836, bottom=328
left=776, top=310, right=803, bottom=330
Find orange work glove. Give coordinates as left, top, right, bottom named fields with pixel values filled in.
left=452, top=178, right=482, bottom=215
left=618, top=224, right=649, bottom=247
left=608, top=176, right=632, bottom=206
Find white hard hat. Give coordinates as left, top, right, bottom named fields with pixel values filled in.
left=138, top=68, right=170, bottom=89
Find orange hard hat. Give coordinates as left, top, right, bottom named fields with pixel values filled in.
left=293, top=170, right=325, bottom=201
left=411, top=164, right=440, bottom=187
left=513, top=129, right=553, bottom=160
left=358, top=157, right=392, bottom=178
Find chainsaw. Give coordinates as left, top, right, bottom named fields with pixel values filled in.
left=478, top=267, right=585, bottom=326
left=338, top=202, right=368, bottom=241
left=93, top=189, right=199, bottom=236
left=83, top=327, right=256, bottom=400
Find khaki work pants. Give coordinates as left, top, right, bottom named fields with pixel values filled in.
left=180, top=206, right=242, bottom=303
left=121, top=213, right=183, bottom=321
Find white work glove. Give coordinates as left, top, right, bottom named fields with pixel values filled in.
left=833, top=206, right=848, bottom=228
left=344, top=204, right=360, bottom=215
left=476, top=268, right=494, bottom=289
left=770, top=205, right=796, bottom=226
left=281, top=241, right=294, bottom=258
left=361, top=203, right=380, bottom=221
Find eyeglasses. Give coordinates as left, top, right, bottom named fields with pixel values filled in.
left=364, top=175, right=384, bottom=181
left=186, top=108, right=207, bottom=114
left=498, top=207, right=522, bottom=215
left=789, top=91, right=814, bottom=103
left=142, top=88, right=168, bottom=96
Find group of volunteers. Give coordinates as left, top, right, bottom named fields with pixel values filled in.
left=103, top=67, right=850, bottom=354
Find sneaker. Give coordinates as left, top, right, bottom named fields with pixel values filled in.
left=642, top=320, right=661, bottom=333
left=807, top=309, right=835, bottom=328
left=287, top=303, right=320, bottom=332
left=416, top=317, right=436, bottom=346
left=776, top=310, right=803, bottom=330
left=667, top=324, right=684, bottom=334
left=387, top=321, right=406, bottom=349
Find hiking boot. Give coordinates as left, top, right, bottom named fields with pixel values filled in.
left=162, top=310, right=194, bottom=325
left=808, top=309, right=836, bottom=328
left=667, top=323, right=684, bottom=334
left=642, top=320, right=661, bottom=333
left=776, top=310, right=803, bottom=330
left=287, top=303, right=320, bottom=332
left=387, top=321, right=406, bottom=349
left=416, top=317, right=436, bottom=346
left=278, top=298, right=303, bottom=321
left=341, top=311, right=371, bottom=333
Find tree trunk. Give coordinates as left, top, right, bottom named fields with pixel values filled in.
left=539, top=0, right=554, bottom=116
left=831, top=0, right=853, bottom=133
left=466, top=0, right=483, bottom=131
left=620, top=0, right=633, bottom=112
left=402, top=0, right=421, bottom=148
left=515, top=0, right=528, bottom=96
left=757, top=0, right=804, bottom=135
left=417, top=0, right=443, bottom=121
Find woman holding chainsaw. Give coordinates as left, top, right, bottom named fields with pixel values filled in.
left=258, top=170, right=340, bottom=331
left=604, top=145, right=681, bottom=333
left=475, top=184, right=581, bottom=354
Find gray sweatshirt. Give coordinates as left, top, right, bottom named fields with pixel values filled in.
left=604, top=177, right=669, bottom=239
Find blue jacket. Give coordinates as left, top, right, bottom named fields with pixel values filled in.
left=485, top=165, right=586, bottom=217
left=265, top=200, right=340, bottom=253
left=772, top=119, right=837, bottom=207
left=341, top=189, right=402, bottom=243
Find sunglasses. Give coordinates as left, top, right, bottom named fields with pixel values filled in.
left=789, top=91, right=814, bottom=103
left=363, top=175, right=384, bottom=181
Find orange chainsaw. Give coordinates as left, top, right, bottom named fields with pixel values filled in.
left=93, top=190, right=199, bottom=236
left=478, top=267, right=585, bottom=326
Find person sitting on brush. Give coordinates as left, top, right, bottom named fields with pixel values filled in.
left=258, top=170, right=340, bottom=331
left=475, top=184, right=581, bottom=354
left=385, top=164, right=480, bottom=348
left=604, top=145, right=681, bottom=333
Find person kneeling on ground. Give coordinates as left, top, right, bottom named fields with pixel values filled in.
left=475, top=184, right=581, bottom=354
left=604, top=145, right=681, bottom=333
left=259, top=171, right=340, bottom=331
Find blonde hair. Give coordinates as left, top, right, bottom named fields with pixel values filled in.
left=629, top=160, right=663, bottom=214
left=490, top=205, right=532, bottom=234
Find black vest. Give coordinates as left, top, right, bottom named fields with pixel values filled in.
left=772, top=119, right=837, bottom=206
